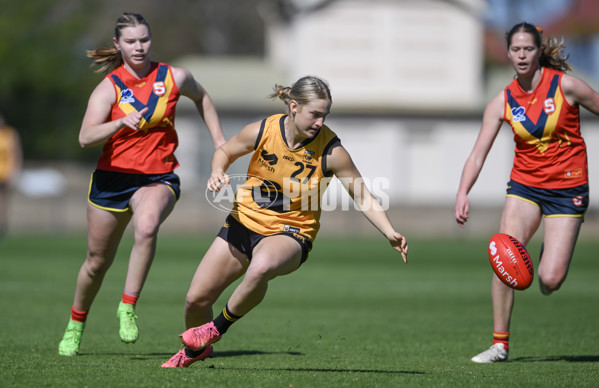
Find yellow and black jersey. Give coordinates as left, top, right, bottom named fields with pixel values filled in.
left=231, top=114, right=341, bottom=243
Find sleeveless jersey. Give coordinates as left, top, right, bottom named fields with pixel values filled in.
left=504, top=67, right=588, bottom=189
left=96, top=62, right=181, bottom=174
left=231, top=114, right=341, bottom=243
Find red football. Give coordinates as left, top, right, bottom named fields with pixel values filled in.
left=488, top=233, right=534, bottom=290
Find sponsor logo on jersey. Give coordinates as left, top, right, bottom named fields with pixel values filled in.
left=565, top=168, right=582, bottom=178
left=304, top=150, right=315, bottom=162
left=283, top=225, right=300, bottom=234
left=260, top=150, right=278, bottom=165
left=120, top=88, right=135, bottom=103
left=511, top=106, right=526, bottom=122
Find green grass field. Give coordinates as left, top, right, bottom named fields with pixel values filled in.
left=0, top=234, right=598, bottom=387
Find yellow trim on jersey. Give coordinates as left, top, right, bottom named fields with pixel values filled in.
left=114, top=84, right=149, bottom=129
left=112, top=64, right=176, bottom=131
left=508, top=89, right=563, bottom=154
left=147, top=70, right=175, bottom=128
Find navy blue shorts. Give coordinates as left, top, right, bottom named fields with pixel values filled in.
left=88, top=169, right=180, bottom=212
left=506, top=179, right=588, bottom=218
left=217, top=214, right=312, bottom=264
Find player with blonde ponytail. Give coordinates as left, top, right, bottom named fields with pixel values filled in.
left=162, top=75, right=408, bottom=368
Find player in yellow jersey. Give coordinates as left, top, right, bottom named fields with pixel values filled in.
left=162, top=75, right=408, bottom=368
left=58, top=12, right=225, bottom=357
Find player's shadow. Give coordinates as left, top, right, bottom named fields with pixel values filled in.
left=140, top=350, right=426, bottom=375
left=212, top=350, right=424, bottom=374
left=215, top=349, right=304, bottom=357
left=511, top=355, right=599, bottom=362
left=207, top=365, right=425, bottom=375
left=140, top=349, right=300, bottom=359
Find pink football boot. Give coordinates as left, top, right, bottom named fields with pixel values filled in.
left=161, top=345, right=214, bottom=368
left=180, top=321, right=221, bottom=350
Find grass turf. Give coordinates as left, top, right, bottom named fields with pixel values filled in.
left=0, top=234, right=598, bottom=387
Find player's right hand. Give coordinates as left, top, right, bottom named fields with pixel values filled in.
left=207, top=171, right=229, bottom=192
left=121, top=107, right=149, bottom=130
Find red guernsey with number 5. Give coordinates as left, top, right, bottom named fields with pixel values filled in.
left=488, top=233, right=534, bottom=290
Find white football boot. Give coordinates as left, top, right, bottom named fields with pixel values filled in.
left=471, top=343, right=508, bottom=363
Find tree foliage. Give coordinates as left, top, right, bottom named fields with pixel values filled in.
left=0, top=0, right=267, bottom=161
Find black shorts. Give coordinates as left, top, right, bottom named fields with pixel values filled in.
left=88, top=169, right=180, bottom=212
left=217, top=214, right=312, bottom=264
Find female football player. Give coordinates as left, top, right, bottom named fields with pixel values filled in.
left=58, top=12, right=225, bottom=356
left=161, top=75, right=408, bottom=367
left=455, top=22, right=599, bottom=363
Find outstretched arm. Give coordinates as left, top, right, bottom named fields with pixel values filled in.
left=327, top=145, right=408, bottom=262
left=455, top=91, right=505, bottom=227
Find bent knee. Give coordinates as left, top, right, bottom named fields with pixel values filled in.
left=185, top=292, right=215, bottom=311
left=83, top=255, right=112, bottom=278
left=538, top=272, right=565, bottom=291
left=244, top=261, right=280, bottom=284
left=134, top=218, right=161, bottom=241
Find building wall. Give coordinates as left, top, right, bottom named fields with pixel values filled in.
left=172, top=0, right=599, bottom=210
left=266, top=0, right=487, bottom=113
left=173, top=0, right=495, bottom=204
